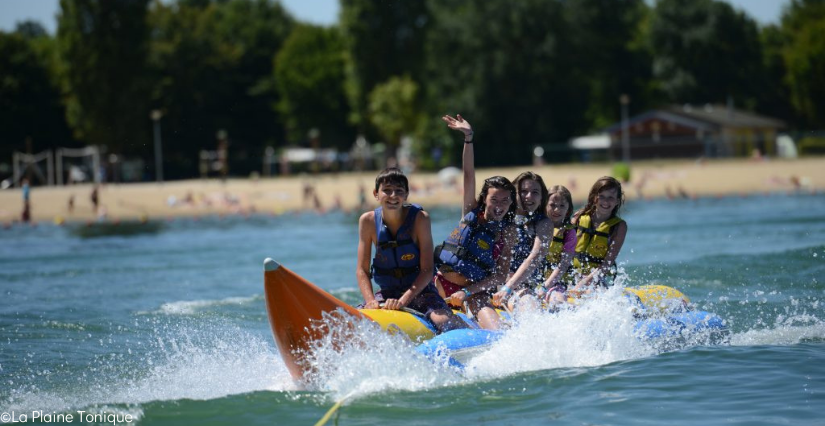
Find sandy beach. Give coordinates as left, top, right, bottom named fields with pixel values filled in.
left=2, top=157, right=823, bottom=225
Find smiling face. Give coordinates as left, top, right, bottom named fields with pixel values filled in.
left=374, top=182, right=408, bottom=211
left=518, top=179, right=542, bottom=214
left=546, top=192, right=571, bottom=226
left=483, top=187, right=512, bottom=221
left=594, top=187, right=619, bottom=218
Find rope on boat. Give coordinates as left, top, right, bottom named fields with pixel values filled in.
left=314, top=391, right=356, bottom=426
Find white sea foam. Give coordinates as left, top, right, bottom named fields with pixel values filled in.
left=2, top=322, right=296, bottom=414
left=465, top=286, right=656, bottom=380
left=141, top=295, right=260, bottom=315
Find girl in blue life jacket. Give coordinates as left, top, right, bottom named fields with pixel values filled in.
left=538, top=185, right=578, bottom=307
left=434, top=114, right=518, bottom=331
left=568, top=176, right=628, bottom=295
left=491, top=171, right=554, bottom=313
left=356, top=168, right=466, bottom=333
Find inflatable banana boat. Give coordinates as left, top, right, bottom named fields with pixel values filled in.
left=263, top=258, right=727, bottom=380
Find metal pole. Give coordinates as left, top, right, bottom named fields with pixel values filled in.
left=151, top=110, right=164, bottom=182
left=620, top=94, right=631, bottom=164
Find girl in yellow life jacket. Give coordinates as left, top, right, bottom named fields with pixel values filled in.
left=570, top=176, right=628, bottom=291
left=537, top=185, right=578, bottom=307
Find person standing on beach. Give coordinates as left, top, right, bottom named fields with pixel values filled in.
left=21, top=178, right=31, bottom=223
left=434, top=114, right=518, bottom=330
left=90, top=184, right=99, bottom=215
left=569, top=176, right=628, bottom=292
left=356, top=167, right=465, bottom=333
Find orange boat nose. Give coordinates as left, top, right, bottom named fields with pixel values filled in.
left=263, top=258, right=365, bottom=380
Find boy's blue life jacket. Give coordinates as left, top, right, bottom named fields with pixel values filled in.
left=371, top=204, right=423, bottom=294
left=509, top=212, right=548, bottom=286
left=435, top=208, right=506, bottom=283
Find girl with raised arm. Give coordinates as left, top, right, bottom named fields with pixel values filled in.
left=434, top=114, right=517, bottom=330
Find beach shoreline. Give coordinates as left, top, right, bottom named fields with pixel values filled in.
left=2, top=157, right=822, bottom=225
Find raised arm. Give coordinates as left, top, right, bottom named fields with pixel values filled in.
left=356, top=211, right=379, bottom=309
left=442, top=114, right=476, bottom=215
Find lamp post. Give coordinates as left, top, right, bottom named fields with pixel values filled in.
left=620, top=94, right=631, bottom=164
left=151, top=110, right=164, bottom=182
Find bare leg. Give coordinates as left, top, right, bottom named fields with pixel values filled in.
left=429, top=309, right=467, bottom=333
left=475, top=307, right=502, bottom=330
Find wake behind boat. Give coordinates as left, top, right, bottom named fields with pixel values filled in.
left=263, top=258, right=728, bottom=380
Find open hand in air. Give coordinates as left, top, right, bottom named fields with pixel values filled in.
left=442, top=114, right=473, bottom=137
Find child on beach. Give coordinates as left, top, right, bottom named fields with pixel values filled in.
left=356, top=167, right=465, bottom=333
left=538, top=185, right=578, bottom=306
left=569, top=176, right=628, bottom=292
left=434, top=114, right=518, bottom=330
left=491, top=171, right=553, bottom=312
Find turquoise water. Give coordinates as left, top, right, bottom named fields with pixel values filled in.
left=1, top=194, right=824, bottom=425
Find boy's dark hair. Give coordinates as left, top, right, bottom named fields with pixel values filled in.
left=374, top=167, right=409, bottom=193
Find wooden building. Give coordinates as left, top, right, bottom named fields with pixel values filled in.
left=603, top=104, right=785, bottom=159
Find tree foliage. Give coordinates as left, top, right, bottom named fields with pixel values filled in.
left=147, top=0, right=294, bottom=177
left=780, top=0, right=825, bottom=127
left=1, top=0, right=822, bottom=179
left=0, top=26, right=73, bottom=162
left=650, top=0, right=765, bottom=107
left=57, top=0, right=152, bottom=154
left=274, top=24, right=354, bottom=149
left=368, top=76, right=422, bottom=156
left=339, top=0, right=430, bottom=133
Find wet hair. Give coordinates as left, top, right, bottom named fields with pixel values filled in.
left=575, top=176, right=624, bottom=220
left=374, top=167, right=409, bottom=193
left=476, top=175, right=517, bottom=221
left=513, top=171, right=549, bottom=215
left=547, top=185, right=574, bottom=225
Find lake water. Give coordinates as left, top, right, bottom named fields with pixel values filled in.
left=1, top=193, right=824, bottom=425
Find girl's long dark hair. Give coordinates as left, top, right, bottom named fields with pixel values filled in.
left=476, top=175, right=517, bottom=222
left=575, top=176, right=624, bottom=220
left=513, top=171, right=549, bottom=216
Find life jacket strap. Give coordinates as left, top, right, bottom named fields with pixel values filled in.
left=436, top=242, right=494, bottom=275
left=372, top=265, right=420, bottom=279
left=576, top=225, right=610, bottom=238
left=378, top=238, right=414, bottom=250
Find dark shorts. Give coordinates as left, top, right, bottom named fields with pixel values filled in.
left=377, top=283, right=451, bottom=319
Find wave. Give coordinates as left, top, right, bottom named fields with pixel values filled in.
left=140, top=295, right=262, bottom=315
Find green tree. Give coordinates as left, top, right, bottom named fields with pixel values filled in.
left=339, top=0, right=430, bottom=134
left=0, top=25, right=74, bottom=171
left=649, top=0, right=765, bottom=107
left=274, top=24, right=354, bottom=149
left=566, top=0, right=653, bottom=129
left=148, top=0, right=294, bottom=178
left=367, top=75, right=422, bottom=160
left=424, top=0, right=590, bottom=166
left=780, top=0, right=825, bottom=127
left=57, top=0, right=152, bottom=155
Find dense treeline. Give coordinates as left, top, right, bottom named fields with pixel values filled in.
left=1, top=0, right=823, bottom=180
